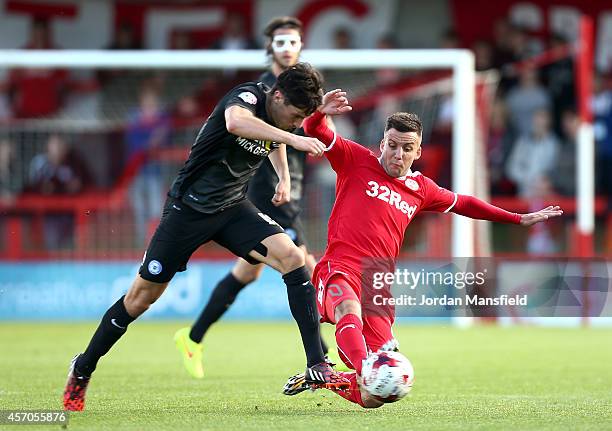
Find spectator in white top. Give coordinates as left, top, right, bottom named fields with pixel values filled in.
left=506, top=108, right=559, bottom=198
left=506, top=68, right=551, bottom=136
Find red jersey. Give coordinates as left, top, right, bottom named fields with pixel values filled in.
left=304, top=111, right=456, bottom=270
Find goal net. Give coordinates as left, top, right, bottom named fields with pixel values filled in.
left=0, top=49, right=482, bottom=262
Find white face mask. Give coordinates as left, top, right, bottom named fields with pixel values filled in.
left=271, top=34, right=302, bottom=53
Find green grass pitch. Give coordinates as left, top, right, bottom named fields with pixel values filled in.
left=1, top=322, right=611, bottom=430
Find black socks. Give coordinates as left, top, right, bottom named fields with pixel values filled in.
left=189, top=273, right=246, bottom=343
left=283, top=266, right=325, bottom=367
left=75, top=295, right=135, bottom=376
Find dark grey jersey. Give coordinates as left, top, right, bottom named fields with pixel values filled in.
left=168, top=82, right=280, bottom=213
left=247, top=71, right=306, bottom=223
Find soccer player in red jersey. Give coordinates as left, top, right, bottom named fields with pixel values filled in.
left=283, top=89, right=563, bottom=408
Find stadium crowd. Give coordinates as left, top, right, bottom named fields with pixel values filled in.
left=0, top=16, right=610, bottom=254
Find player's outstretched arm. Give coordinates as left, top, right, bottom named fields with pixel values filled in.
left=225, top=106, right=326, bottom=156
left=451, top=195, right=563, bottom=225
left=268, top=144, right=291, bottom=206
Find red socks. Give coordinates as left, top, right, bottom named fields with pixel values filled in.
left=335, top=314, right=367, bottom=375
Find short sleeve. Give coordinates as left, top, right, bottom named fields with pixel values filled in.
left=421, top=175, right=457, bottom=213
left=224, top=85, right=260, bottom=115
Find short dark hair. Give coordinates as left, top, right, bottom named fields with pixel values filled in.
left=264, top=16, right=303, bottom=55
left=264, top=16, right=303, bottom=38
left=385, top=112, right=423, bottom=136
left=272, top=62, right=323, bottom=116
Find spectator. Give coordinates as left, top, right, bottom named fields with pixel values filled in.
left=375, top=34, right=401, bottom=84
left=551, top=109, right=578, bottom=196
left=507, top=24, right=538, bottom=61
left=99, top=22, right=142, bottom=85
left=492, top=18, right=515, bottom=68
left=211, top=13, right=258, bottom=50
left=28, top=134, right=93, bottom=249
left=8, top=19, right=68, bottom=118
left=493, top=20, right=522, bottom=95
left=210, top=13, right=258, bottom=81
left=171, top=30, right=193, bottom=50
left=593, top=74, right=612, bottom=200
left=506, top=109, right=559, bottom=198
left=543, top=34, right=575, bottom=137
left=172, top=95, right=202, bottom=147
left=439, top=29, right=460, bottom=49
left=332, top=27, right=354, bottom=49
left=472, top=39, right=494, bottom=71
left=28, top=134, right=92, bottom=195
left=0, top=86, right=11, bottom=121
left=505, top=68, right=551, bottom=136
left=108, top=22, right=141, bottom=50
left=125, top=86, right=171, bottom=245
left=506, top=109, right=560, bottom=254
left=488, top=99, right=516, bottom=195
left=0, top=139, right=23, bottom=205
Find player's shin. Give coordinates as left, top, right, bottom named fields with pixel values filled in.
left=75, top=295, right=135, bottom=376
left=189, top=273, right=246, bottom=343
left=335, top=314, right=367, bottom=375
left=283, top=266, right=325, bottom=367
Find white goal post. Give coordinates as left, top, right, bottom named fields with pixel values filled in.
left=0, top=48, right=476, bottom=257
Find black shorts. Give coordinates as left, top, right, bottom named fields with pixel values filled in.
left=139, top=198, right=285, bottom=283
left=251, top=200, right=307, bottom=247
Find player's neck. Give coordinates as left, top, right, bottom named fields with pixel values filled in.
left=264, top=96, right=276, bottom=127
left=271, top=62, right=284, bottom=77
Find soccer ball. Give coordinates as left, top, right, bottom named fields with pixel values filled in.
left=361, top=351, right=414, bottom=402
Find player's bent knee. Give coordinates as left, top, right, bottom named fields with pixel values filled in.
left=125, top=276, right=168, bottom=317
left=233, top=259, right=263, bottom=284
left=278, top=245, right=306, bottom=273
left=334, top=299, right=362, bottom=322
left=264, top=240, right=305, bottom=273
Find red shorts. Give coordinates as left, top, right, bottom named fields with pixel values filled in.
left=313, top=259, right=396, bottom=353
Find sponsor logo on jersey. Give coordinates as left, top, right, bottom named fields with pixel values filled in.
left=238, top=91, right=257, bottom=104
left=235, top=137, right=278, bottom=157
left=365, top=180, right=418, bottom=218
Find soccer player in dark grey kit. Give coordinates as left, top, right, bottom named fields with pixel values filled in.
left=63, top=62, right=349, bottom=411
left=174, top=16, right=331, bottom=379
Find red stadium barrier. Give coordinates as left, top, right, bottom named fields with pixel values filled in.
left=1, top=144, right=609, bottom=260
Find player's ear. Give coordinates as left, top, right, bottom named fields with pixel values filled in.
left=415, top=145, right=422, bottom=160
left=273, top=90, right=284, bottom=104
left=379, top=139, right=385, bottom=153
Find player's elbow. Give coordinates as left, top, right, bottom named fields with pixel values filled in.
left=225, top=117, right=241, bottom=135
left=225, top=108, right=247, bottom=135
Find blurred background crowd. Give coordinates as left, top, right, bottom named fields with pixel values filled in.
left=0, top=0, right=610, bottom=257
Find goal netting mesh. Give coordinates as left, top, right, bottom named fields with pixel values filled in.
left=0, top=50, right=496, bottom=261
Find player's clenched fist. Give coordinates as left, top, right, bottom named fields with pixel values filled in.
left=272, top=177, right=291, bottom=206
left=288, top=135, right=326, bottom=157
